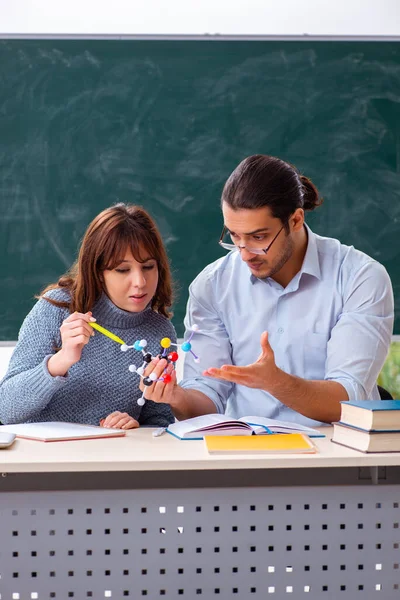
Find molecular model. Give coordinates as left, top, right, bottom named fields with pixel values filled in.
left=121, top=325, right=200, bottom=406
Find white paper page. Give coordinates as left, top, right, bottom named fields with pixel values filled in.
left=239, top=416, right=324, bottom=436
left=0, top=421, right=125, bottom=440
left=167, top=414, right=247, bottom=437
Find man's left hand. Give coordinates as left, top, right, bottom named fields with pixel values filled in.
left=203, top=331, right=279, bottom=390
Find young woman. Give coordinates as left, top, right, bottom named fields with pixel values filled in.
left=0, top=204, right=176, bottom=429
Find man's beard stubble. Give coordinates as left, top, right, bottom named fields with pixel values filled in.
left=247, top=234, right=294, bottom=280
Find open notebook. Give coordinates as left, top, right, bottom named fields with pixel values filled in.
left=0, top=422, right=126, bottom=442
left=166, top=414, right=324, bottom=440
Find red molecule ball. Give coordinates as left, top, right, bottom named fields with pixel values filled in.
left=162, top=373, right=172, bottom=384
left=167, top=351, right=179, bottom=362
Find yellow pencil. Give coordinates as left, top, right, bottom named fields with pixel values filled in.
left=89, top=322, right=126, bottom=346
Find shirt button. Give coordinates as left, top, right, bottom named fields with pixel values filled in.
left=278, top=327, right=284, bottom=334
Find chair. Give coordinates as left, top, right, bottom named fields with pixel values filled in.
left=378, top=385, right=393, bottom=400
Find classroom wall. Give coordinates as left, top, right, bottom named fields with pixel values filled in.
left=0, top=346, right=15, bottom=381
left=0, top=0, right=399, bottom=36
left=0, top=3, right=398, bottom=386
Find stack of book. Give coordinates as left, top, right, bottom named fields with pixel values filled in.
left=332, top=400, right=400, bottom=453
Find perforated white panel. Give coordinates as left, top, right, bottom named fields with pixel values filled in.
left=0, top=485, right=399, bottom=599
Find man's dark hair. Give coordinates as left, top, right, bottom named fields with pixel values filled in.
left=221, top=155, right=323, bottom=228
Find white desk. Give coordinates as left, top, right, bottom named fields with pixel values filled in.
left=3, top=425, right=400, bottom=472
left=1, top=427, right=400, bottom=599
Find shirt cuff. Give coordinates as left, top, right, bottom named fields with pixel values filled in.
left=326, top=376, right=367, bottom=403
left=179, top=378, right=226, bottom=414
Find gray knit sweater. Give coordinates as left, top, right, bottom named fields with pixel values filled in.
left=0, top=289, right=176, bottom=426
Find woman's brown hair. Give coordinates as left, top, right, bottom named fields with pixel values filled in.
left=39, top=204, right=173, bottom=318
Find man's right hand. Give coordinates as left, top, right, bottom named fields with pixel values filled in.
left=48, top=311, right=95, bottom=377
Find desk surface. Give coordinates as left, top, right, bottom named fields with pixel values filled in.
left=2, top=426, right=400, bottom=473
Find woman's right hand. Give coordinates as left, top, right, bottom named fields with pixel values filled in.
left=48, top=312, right=95, bottom=377
left=139, top=357, right=177, bottom=404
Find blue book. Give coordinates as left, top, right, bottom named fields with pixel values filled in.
left=340, top=400, right=400, bottom=431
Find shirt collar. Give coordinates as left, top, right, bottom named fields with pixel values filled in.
left=249, top=223, right=322, bottom=285
left=301, top=224, right=322, bottom=280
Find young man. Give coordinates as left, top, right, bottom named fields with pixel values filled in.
left=146, top=155, right=394, bottom=426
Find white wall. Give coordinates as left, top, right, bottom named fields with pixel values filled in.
left=0, top=0, right=399, bottom=36
left=0, top=346, right=16, bottom=380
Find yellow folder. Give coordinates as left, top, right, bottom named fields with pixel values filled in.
left=204, top=433, right=316, bottom=454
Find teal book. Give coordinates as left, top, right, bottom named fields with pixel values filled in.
left=340, top=400, right=400, bottom=431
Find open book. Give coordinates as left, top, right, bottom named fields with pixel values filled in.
left=166, top=414, right=324, bottom=440
left=0, top=421, right=126, bottom=442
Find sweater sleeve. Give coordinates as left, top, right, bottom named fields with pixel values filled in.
left=0, top=295, right=70, bottom=424
left=138, top=318, right=176, bottom=427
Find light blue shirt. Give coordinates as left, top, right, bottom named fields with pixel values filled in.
left=180, top=225, right=394, bottom=427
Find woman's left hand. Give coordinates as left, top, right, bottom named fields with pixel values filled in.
left=100, top=411, right=139, bottom=430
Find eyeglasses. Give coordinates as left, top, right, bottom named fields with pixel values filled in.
left=218, top=225, right=284, bottom=256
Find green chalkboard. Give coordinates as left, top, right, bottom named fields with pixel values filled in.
left=0, top=39, right=399, bottom=339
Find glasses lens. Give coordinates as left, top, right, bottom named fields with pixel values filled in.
left=240, top=246, right=265, bottom=255
left=219, top=241, right=238, bottom=251
left=219, top=229, right=267, bottom=254
left=219, top=224, right=284, bottom=255
left=218, top=240, right=266, bottom=255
